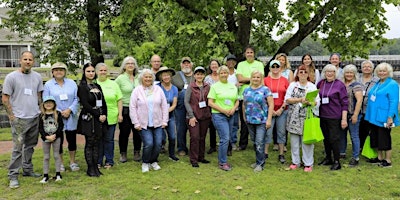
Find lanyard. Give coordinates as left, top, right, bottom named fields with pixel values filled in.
left=270, top=76, right=281, bottom=93
left=321, top=80, right=335, bottom=98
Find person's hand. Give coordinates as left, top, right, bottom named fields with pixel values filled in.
left=134, top=125, right=142, bottom=131
left=276, top=108, right=283, bottom=117
left=351, top=115, right=358, bottom=124
left=99, top=115, right=107, bottom=123
left=189, top=117, right=197, bottom=127
left=227, top=108, right=235, bottom=116
left=266, top=119, right=272, bottom=129
left=8, top=114, right=15, bottom=122
left=341, top=120, right=348, bottom=129
left=161, top=125, right=166, bottom=129
left=61, top=109, right=71, bottom=118
left=118, top=114, right=123, bottom=123
left=386, top=117, right=394, bottom=129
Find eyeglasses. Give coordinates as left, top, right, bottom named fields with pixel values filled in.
left=325, top=70, right=335, bottom=73
left=362, top=65, right=372, bottom=68
left=126, top=63, right=135, bottom=65
left=298, top=71, right=308, bottom=74
left=270, top=65, right=280, bottom=69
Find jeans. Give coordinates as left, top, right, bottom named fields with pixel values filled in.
left=231, top=111, right=239, bottom=145
left=163, top=113, right=177, bottom=157
left=247, top=123, right=266, bottom=166
left=265, top=110, right=287, bottom=144
left=341, top=114, right=361, bottom=159
left=98, top=124, right=116, bottom=165
left=140, top=127, right=163, bottom=163
left=212, top=113, right=234, bottom=164
left=176, top=91, right=188, bottom=152
left=8, top=117, right=39, bottom=179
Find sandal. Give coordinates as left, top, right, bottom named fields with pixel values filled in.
left=70, top=163, right=80, bottom=171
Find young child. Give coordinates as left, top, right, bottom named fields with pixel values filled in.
left=39, top=96, right=64, bottom=183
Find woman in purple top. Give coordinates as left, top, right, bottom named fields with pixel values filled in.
left=317, top=64, right=348, bottom=170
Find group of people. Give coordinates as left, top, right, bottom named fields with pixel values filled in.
left=3, top=49, right=399, bottom=189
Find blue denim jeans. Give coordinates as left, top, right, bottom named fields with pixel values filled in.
left=140, top=127, right=163, bottom=163
left=98, top=124, right=116, bottom=165
left=163, top=112, right=177, bottom=157
left=176, top=91, right=188, bottom=152
left=212, top=113, right=234, bottom=164
left=340, top=114, right=361, bottom=159
left=231, top=111, right=239, bottom=145
left=265, top=110, right=287, bottom=144
left=247, top=123, right=266, bottom=166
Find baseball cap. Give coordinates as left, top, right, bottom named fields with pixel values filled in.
left=181, top=57, right=192, bottom=63
left=194, top=66, right=206, bottom=74
left=226, top=54, right=237, bottom=61
left=269, top=60, right=281, bottom=68
left=51, top=62, right=68, bottom=70
left=43, top=96, right=56, bottom=103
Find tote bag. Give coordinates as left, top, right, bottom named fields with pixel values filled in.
left=361, top=135, right=378, bottom=159
left=303, top=107, right=324, bottom=144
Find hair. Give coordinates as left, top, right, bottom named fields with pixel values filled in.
left=95, top=62, right=107, bottom=70
left=40, top=100, right=58, bottom=126
left=341, top=64, right=359, bottom=82
left=329, top=53, right=341, bottom=60
left=244, top=45, right=255, bottom=53
left=208, top=59, right=221, bottom=75
left=320, top=64, right=338, bottom=80
left=250, top=70, right=264, bottom=86
left=138, top=69, right=155, bottom=85
left=51, top=62, right=68, bottom=78
left=295, top=65, right=310, bottom=82
left=80, top=63, right=96, bottom=85
left=301, top=53, right=316, bottom=82
left=159, top=70, right=173, bottom=82
left=217, top=65, right=229, bottom=74
left=21, top=51, right=34, bottom=57
left=275, top=53, right=291, bottom=70
left=120, top=56, right=138, bottom=75
left=374, top=62, right=394, bottom=78
left=361, top=60, right=375, bottom=70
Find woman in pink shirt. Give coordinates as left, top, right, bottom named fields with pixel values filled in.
left=130, top=69, right=169, bottom=173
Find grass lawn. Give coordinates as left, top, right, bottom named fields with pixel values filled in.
left=1, top=127, right=400, bottom=199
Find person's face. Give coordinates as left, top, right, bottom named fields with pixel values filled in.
left=226, top=59, right=237, bottom=68
left=219, top=70, right=229, bottom=81
left=251, top=73, right=262, bottom=86
left=142, top=73, right=154, bottom=87
left=245, top=48, right=255, bottom=61
left=20, top=52, right=34, bottom=73
left=302, top=55, right=312, bottom=66
left=181, top=61, right=192, bottom=73
left=325, top=70, right=336, bottom=81
left=297, top=70, right=308, bottom=81
left=151, top=56, right=162, bottom=71
left=270, top=64, right=280, bottom=74
left=85, top=66, right=96, bottom=81
left=194, top=72, right=205, bottom=82
left=210, top=61, right=219, bottom=72
left=278, top=56, right=286, bottom=67
left=330, top=55, right=340, bottom=67
left=377, top=68, right=389, bottom=80
left=362, top=63, right=373, bottom=75
left=97, top=65, right=108, bottom=79
left=161, top=72, right=171, bottom=83
left=52, top=68, right=66, bottom=80
left=125, top=60, right=135, bottom=73
left=344, top=71, right=355, bottom=82
left=43, top=101, right=55, bottom=110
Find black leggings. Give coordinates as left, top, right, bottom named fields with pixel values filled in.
left=59, top=130, right=78, bottom=154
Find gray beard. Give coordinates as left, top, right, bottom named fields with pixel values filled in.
left=182, top=68, right=191, bottom=74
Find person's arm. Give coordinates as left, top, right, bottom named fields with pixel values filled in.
left=117, top=99, right=123, bottom=123
left=56, top=112, right=64, bottom=139
left=386, top=82, right=399, bottom=128
left=208, top=98, right=229, bottom=116
left=288, top=70, right=294, bottom=83
left=351, top=90, right=363, bottom=124
left=129, top=88, right=141, bottom=130
left=340, top=83, right=349, bottom=129
left=38, top=114, right=46, bottom=141
left=266, top=96, right=274, bottom=128
left=38, top=91, right=43, bottom=105
left=237, top=74, right=250, bottom=84
left=160, top=89, right=169, bottom=128
left=2, top=94, right=15, bottom=121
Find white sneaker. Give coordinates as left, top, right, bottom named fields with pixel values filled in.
left=40, top=177, right=49, bottom=184
left=254, top=165, right=263, bottom=172
left=151, top=162, right=161, bottom=171
left=232, top=144, right=238, bottom=151
left=142, top=163, right=150, bottom=173
left=55, top=175, right=62, bottom=182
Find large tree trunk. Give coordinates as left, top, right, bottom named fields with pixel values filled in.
left=87, top=0, right=104, bottom=65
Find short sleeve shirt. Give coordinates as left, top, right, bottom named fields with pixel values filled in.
left=243, top=86, right=272, bottom=124
left=236, top=60, right=264, bottom=98
left=207, top=81, right=238, bottom=113
left=346, top=82, right=364, bottom=114
left=115, top=73, right=138, bottom=106
left=97, top=79, right=123, bottom=124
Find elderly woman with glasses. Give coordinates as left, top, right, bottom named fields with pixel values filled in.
left=317, top=64, right=348, bottom=170
left=130, top=69, right=168, bottom=173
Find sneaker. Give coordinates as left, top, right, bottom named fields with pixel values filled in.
left=340, top=154, right=346, bottom=159
left=70, top=163, right=80, bottom=171
left=9, top=179, right=19, bottom=188
left=283, top=146, right=287, bottom=152
left=273, top=144, right=278, bottom=151
left=227, top=150, right=232, bottom=156
left=104, top=164, right=112, bottom=169
left=207, top=148, right=216, bottom=154
left=40, top=177, right=49, bottom=184
left=253, top=165, right=263, bottom=172
left=55, top=175, right=62, bottom=182
left=379, top=160, right=392, bottom=168
left=120, top=152, right=127, bottom=163
left=368, top=158, right=382, bottom=164
left=191, top=163, right=199, bottom=168
left=278, top=155, right=286, bottom=164
left=250, top=163, right=257, bottom=169
left=169, top=155, right=180, bottom=162
left=178, top=151, right=187, bottom=156
left=304, top=166, right=313, bottom=172
left=219, top=163, right=232, bottom=171
left=289, top=164, right=298, bottom=170
left=22, top=171, right=41, bottom=177
left=151, top=162, right=161, bottom=171
left=60, top=164, right=66, bottom=172
left=142, top=163, right=150, bottom=173
left=133, top=151, right=141, bottom=162
left=97, top=164, right=102, bottom=169
left=349, top=158, right=359, bottom=167
left=199, top=159, right=210, bottom=164
left=160, top=145, right=166, bottom=154
left=231, top=144, right=238, bottom=151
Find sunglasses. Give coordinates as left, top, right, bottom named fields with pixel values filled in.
left=270, top=65, right=280, bottom=69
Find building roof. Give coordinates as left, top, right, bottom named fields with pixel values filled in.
left=0, top=7, right=33, bottom=44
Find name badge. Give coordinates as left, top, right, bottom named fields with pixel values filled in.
left=60, top=94, right=68, bottom=100
left=184, top=84, right=188, bottom=90
left=322, top=97, right=329, bottom=104
left=24, top=88, right=33, bottom=95
left=199, top=101, right=206, bottom=108
left=272, top=93, right=279, bottom=99
left=224, top=99, right=232, bottom=105
left=362, top=91, right=366, bottom=96
left=370, top=95, right=376, bottom=102
left=96, top=100, right=103, bottom=107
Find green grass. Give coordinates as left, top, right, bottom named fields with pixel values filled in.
left=1, top=128, right=400, bottom=199
left=0, top=128, right=11, bottom=141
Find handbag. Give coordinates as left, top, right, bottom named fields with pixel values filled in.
left=303, top=107, right=324, bottom=144
left=361, top=135, right=378, bottom=159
